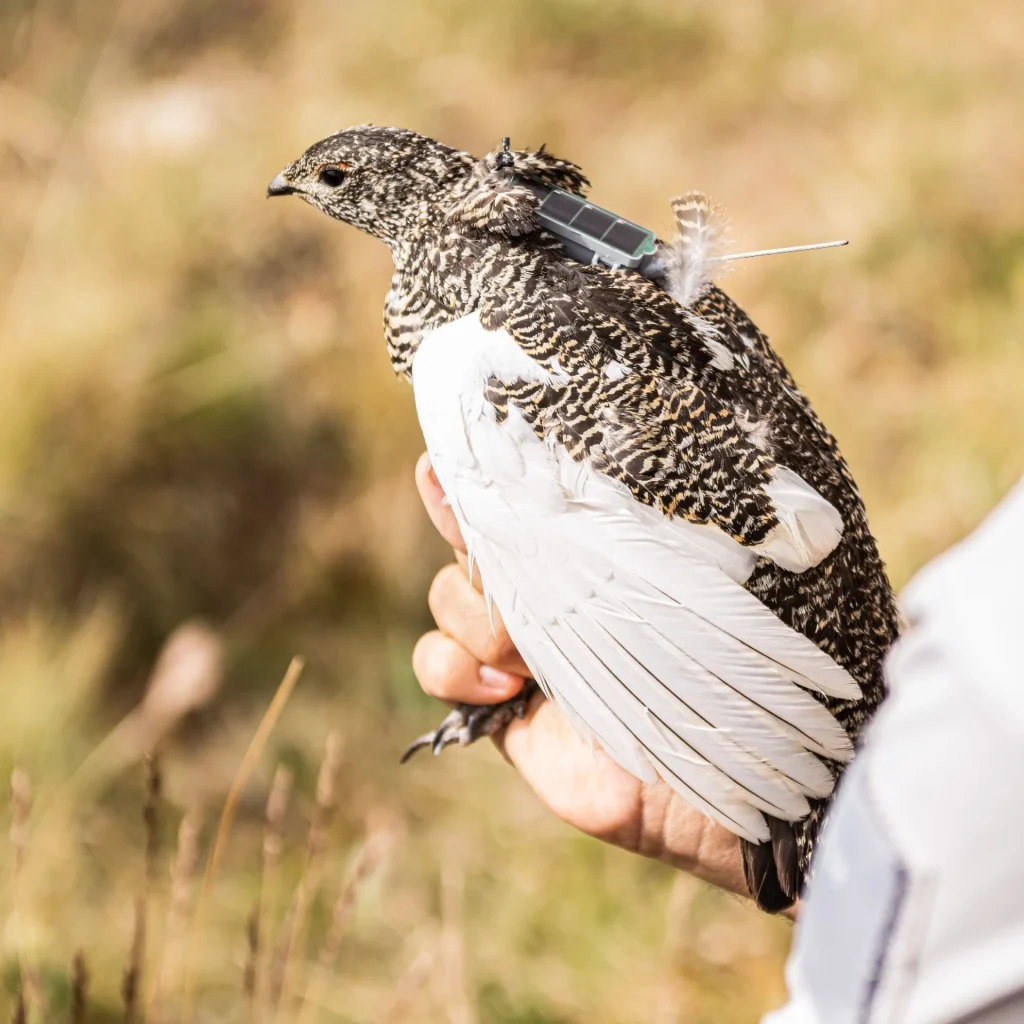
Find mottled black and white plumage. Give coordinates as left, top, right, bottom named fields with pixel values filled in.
left=268, top=126, right=899, bottom=912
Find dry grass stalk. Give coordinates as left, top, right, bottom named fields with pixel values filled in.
left=10, top=769, right=39, bottom=1020
left=243, top=905, right=260, bottom=1015
left=267, top=903, right=294, bottom=1016
left=254, top=765, right=293, bottom=1024
left=143, top=755, right=162, bottom=886
left=10, top=770, right=30, bottom=875
left=136, top=755, right=162, bottom=1024
left=149, top=807, right=202, bottom=1024
left=295, top=827, right=392, bottom=1024
left=273, top=732, right=343, bottom=1022
left=12, top=986, right=26, bottom=1024
left=319, top=833, right=388, bottom=966
left=181, top=655, right=304, bottom=1024
left=136, top=624, right=223, bottom=745
left=383, top=946, right=440, bottom=1024
left=309, top=733, right=343, bottom=865
left=62, top=624, right=223, bottom=801
left=123, top=896, right=146, bottom=1024
left=71, top=952, right=88, bottom=1024
left=126, top=758, right=165, bottom=1020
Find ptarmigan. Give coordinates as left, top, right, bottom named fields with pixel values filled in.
left=268, top=126, right=899, bottom=912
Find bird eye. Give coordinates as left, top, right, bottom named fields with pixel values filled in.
left=318, top=166, right=346, bottom=187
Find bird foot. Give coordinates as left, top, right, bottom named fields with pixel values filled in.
left=400, top=681, right=539, bottom=763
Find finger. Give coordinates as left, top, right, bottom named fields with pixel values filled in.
left=428, top=564, right=530, bottom=677
left=415, top=453, right=466, bottom=554
left=454, top=549, right=484, bottom=592
left=412, top=630, right=523, bottom=704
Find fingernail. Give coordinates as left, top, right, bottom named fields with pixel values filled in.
left=479, top=665, right=521, bottom=692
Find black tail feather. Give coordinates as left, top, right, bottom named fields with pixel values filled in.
left=768, top=816, right=800, bottom=901
left=741, top=815, right=800, bottom=913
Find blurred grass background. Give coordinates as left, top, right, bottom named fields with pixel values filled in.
left=1, top=0, right=1022, bottom=1020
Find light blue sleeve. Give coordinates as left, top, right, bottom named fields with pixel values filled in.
left=764, top=479, right=1024, bottom=1024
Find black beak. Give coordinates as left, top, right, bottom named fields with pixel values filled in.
left=267, top=172, right=297, bottom=197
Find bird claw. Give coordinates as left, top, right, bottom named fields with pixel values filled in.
left=400, top=682, right=539, bottom=764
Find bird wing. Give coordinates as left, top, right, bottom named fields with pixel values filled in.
left=413, top=313, right=861, bottom=843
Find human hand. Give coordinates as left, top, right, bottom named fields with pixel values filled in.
left=412, top=453, right=763, bottom=904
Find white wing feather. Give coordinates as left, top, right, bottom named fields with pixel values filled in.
left=413, top=314, right=860, bottom=842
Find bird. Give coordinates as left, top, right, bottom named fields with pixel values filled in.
left=267, top=126, right=899, bottom=913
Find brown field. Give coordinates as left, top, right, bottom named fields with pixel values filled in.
left=1, top=0, right=1022, bottom=1020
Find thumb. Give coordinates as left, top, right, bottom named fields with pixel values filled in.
left=415, top=453, right=467, bottom=554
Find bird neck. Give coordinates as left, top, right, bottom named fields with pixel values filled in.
left=383, top=229, right=498, bottom=379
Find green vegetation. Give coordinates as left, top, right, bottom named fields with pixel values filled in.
left=1, top=0, right=1022, bottom=1020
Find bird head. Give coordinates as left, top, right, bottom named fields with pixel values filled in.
left=267, top=125, right=475, bottom=247
left=269, top=126, right=591, bottom=249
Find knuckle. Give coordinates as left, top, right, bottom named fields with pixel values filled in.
left=411, top=633, right=445, bottom=694
left=410, top=633, right=432, bottom=681
left=434, top=641, right=465, bottom=683
left=427, top=563, right=461, bottom=618
left=412, top=631, right=469, bottom=700
left=481, top=625, right=517, bottom=667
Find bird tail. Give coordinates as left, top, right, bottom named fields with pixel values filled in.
left=741, top=816, right=801, bottom=913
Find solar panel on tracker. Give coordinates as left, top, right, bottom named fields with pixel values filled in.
left=523, top=179, right=658, bottom=270
left=602, top=221, right=649, bottom=256
left=571, top=206, right=616, bottom=237
left=541, top=191, right=586, bottom=225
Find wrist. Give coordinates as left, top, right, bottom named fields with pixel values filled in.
left=641, top=785, right=749, bottom=900
left=654, top=794, right=800, bottom=920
